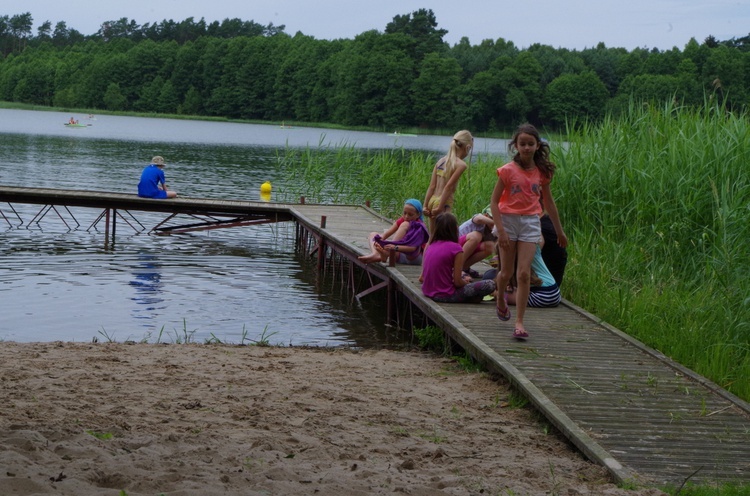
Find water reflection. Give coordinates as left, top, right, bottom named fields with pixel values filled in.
left=129, top=253, right=165, bottom=324
left=0, top=110, right=446, bottom=346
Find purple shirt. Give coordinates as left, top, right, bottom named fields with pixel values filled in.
left=421, top=240, right=463, bottom=299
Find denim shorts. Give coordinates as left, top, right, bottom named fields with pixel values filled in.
left=500, top=214, right=542, bottom=243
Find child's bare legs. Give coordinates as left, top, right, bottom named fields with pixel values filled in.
left=391, top=221, right=410, bottom=242
left=512, top=241, right=537, bottom=335
left=463, top=237, right=495, bottom=272
left=359, top=221, right=412, bottom=264
left=495, top=242, right=517, bottom=316
left=358, top=232, right=386, bottom=264
left=460, top=232, right=481, bottom=271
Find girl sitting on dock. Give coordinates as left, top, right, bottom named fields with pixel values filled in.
left=458, top=206, right=497, bottom=278
left=358, top=199, right=429, bottom=265
left=421, top=212, right=496, bottom=303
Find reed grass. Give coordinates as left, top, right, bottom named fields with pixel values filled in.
left=275, top=143, right=502, bottom=221
left=279, top=100, right=750, bottom=401
left=556, top=100, right=750, bottom=400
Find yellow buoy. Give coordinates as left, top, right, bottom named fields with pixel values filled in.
left=260, top=181, right=272, bottom=194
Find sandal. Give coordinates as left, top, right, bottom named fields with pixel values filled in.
left=496, top=296, right=511, bottom=321
left=513, top=328, right=529, bottom=339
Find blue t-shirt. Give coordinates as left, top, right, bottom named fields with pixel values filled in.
left=531, top=245, right=556, bottom=288
left=138, top=165, right=168, bottom=199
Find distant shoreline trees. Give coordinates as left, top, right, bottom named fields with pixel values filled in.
left=1, top=9, right=747, bottom=131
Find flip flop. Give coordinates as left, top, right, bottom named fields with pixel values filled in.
left=513, top=328, right=529, bottom=339
left=496, top=296, right=511, bottom=321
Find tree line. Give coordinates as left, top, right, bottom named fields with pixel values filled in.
left=1, top=9, right=748, bottom=131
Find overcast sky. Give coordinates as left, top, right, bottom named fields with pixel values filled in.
left=17, top=0, right=750, bottom=51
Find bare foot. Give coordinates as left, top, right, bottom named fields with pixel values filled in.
left=373, top=245, right=389, bottom=262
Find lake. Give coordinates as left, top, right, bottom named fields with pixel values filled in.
left=0, top=109, right=508, bottom=346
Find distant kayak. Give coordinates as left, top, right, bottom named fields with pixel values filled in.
left=387, top=132, right=417, bottom=137
left=64, top=123, right=90, bottom=128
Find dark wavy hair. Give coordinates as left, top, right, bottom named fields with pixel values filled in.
left=430, top=212, right=459, bottom=244
left=508, top=123, right=556, bottom=179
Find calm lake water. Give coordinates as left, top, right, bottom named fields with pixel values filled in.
left=0, top=109, right=508, bottom=346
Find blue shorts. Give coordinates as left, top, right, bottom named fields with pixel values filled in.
left=139, top=190, right=168, bottom=199
left=499, top=214, right=541, bottom=243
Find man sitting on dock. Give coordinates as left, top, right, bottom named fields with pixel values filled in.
left=138, top=156, right=178, bottom=199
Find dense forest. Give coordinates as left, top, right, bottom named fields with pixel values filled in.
left=1, top=9, right=749, bottom=131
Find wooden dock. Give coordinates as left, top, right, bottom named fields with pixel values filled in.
left=2, top=186, right=749, bottom=488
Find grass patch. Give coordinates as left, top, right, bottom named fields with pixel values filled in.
left=85, top=430, right=113, bottom=440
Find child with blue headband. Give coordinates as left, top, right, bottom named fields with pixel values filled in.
left=359, top=199, right=429, bottom=265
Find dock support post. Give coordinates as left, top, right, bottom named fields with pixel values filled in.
left=104, top=209, right=111, bottom=241
left=317, top=216, right=327, bottom=272
left=385, top=249, right=398, bottom=325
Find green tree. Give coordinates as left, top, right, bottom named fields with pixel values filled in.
left=326, top=31, right=414, bottom=127
left=411, top=53, right=462, bottom=127
left=495, top=51, right=543, bottom=124
left=170, top=40, right=203, bottom=102
left=542, top=71, right=611, bottom=126
left=157, top=79, right=179, bottom=113
left=385, top=8, right=447, bottom=63
left=178, top=85, right=202, bottom=115
left=273, top=34, right=327, bottom=120
left=36, top=21, right=52, bottom=40
left=702, top=44, right=748, bottom=109
left=103, top=82, right=127, bottom=110
left=134, top=75, right=164, bottom=111
left=448, top=36, right=518, bottom=81
left=581, top=43, right=626, bottom=95
left=458, top=69, right=503, bottom=131
left=9, top=12, right=33, bottom=53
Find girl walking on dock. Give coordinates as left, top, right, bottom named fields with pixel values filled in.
left=490, top=124, right=566, bottom=339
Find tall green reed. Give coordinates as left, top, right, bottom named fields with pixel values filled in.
left=556, top=100, right=750, bottom=399
left=276, top=143, right=504, bottom=221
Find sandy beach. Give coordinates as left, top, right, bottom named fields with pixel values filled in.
left=0, top=342, right=666, bottom=495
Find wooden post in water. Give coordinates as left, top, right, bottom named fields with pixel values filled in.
left=300, top=196, right=305, bottom=205
left=317, top=216, right=327, bottom=271
left=104, top=208, right=111, bottom=243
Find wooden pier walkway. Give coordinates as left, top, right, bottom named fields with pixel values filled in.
left=2, top=186, right=749, bottom=488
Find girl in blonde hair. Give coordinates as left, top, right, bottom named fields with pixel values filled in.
left=422, top=130, right=473, bottom=232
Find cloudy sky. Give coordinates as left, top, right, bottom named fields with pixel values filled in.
left=17, top=0, right=750, bottom=51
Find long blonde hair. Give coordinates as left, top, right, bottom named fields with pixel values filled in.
left=442, top=130, right=473, bottom=178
